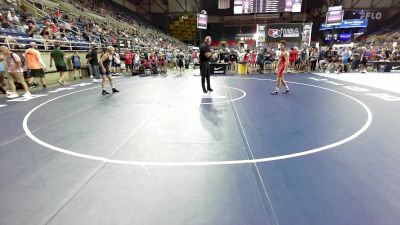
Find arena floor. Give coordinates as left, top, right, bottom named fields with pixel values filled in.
left=1, top=72, right=400, bottom=225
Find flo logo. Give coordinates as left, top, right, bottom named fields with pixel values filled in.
left=267, top=28, right=300, bottom=38
left=267, top=29, right=282, bottom=38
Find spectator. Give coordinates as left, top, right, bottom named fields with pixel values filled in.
left=393, top=47, right=400, bottom=61
left=342, top=48, right=350, bottom=65
left=124, top=49, right=133, bottom=73
left=256, top=48, right=266, bottom=74
left=193, top=50, right=199, bottom=64
left=166, top=51, right=173, bottom=69
left=25, top=42, right=47, bottom=88
left=370, top=46, right=377, bottom=61
left=158, top=52, right=166, bottom=74
left=289, top=47, right=298, bottom=71
left=0, top=14, right=11, bottom=28
left=32, top=30, right=43, bottom=40
left=176, top=50, right=185, bottom=74
left=141, top=54, right=150, bottom=71
left=325, top=47, right=334, bottom=63
left=210, top=51, right=218, bottom=63
left=71, top=51, right=82, bottom=80
left=243, top=49, right=251, bottom=73
left=85, top=49, right=93, bottom=77
left=299, top=47, right=308, bottom=72
left=351, top=47, right=362, bottom=72
left=112, top=51, right=121, bottom=75
left=50, top=22, right=60, bottom=34
left=184, top=51, right=190, bottom=70
left=133, top=50, right=141, bottom=69
left=40, top=27, right=51, bottom=40
left=26, top=21, right=37, bottom=37
left=15, top=21, right=27, bottom=33
left=384, top=47, right=391, bottom=59
left=250, top=50, right=257, bottom=70
left=7, top=9, right=19, bottom=25
left=309, top=47, right=318, bottom=72
left=0, top=46, right=31, bottom=98
left=87, top=44, right=101, bottom=82
left=360, top=47, right=371, bottom=73
left=377, top=51, right=388, bottom=61
left=0, top=55, right=6, bottom=94
left=318, top=47, right=326, bottom=65
left=228, top=50, right=238, bottom=72
left=50, top=42, right=68, bottom=85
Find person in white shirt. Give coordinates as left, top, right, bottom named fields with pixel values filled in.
left=0, top=46, right=31, bottom=98
left=7, top=10, right=19, bottom=25
left=112, top=52, right=121, bottom=75
left=134, top=50, right=141, bottom=69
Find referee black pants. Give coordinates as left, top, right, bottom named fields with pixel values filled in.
left=200, top=62, right=211, bottom=92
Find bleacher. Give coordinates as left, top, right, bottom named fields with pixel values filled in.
left=0, top=0, right=185, bottom=52
left=356, top=12, right=400, bottom=45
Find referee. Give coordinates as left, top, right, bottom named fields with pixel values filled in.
left=200, top=36, right=213, bottom=93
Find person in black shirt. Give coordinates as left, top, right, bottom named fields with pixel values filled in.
left=176, top=50, right=185, bottom=74
left=200, top=36, right=213, bottom=93
left=256, top=48, right=266, bottom=74
left=229, top=50, right=238, bottom=72
left=85, top=50, right=93, bottom=77
left=219, top=50, right=225, bottom=63
left=87, top=45, right=101, bottom=82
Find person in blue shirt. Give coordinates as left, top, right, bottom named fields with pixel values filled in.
left=71, top=51, right=82, bottom=80
left=342, top=48, right=350, bottom=65
left=0, top=58, right=6, bottom=94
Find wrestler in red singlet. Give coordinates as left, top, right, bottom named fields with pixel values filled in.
left=271, top=40, right=290, bottom=95
left=277, top=50, right=286, bottom=78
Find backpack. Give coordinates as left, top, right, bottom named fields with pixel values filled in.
left=10, top=52, right=25, bottom=68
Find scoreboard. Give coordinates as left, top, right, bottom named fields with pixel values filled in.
left=234, top=0, right=302, bottom=14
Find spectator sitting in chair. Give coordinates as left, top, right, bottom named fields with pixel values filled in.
left=133, top=50, right=141, bottom=69
left=141, top=56, right=150, bottom=69
left=256, top=48, right=266, bottom=74
left=40, top=27, right=51, bottom=40
left=0, top=14, right=11, bottom=28
left=150, top=52, right=158, bottom=74
left=8, top=9, right=19, bottom=25
left=210, top=51, right=218, bottom=63
left=32, top=30, right=42, bottom=40
left=26, top=21, right=37, bottom=37
left=158, top=52, right=166, bottom=74
left=264, top=49, right=274, bottom=67
left=377, top=51, right=389, bottom=61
